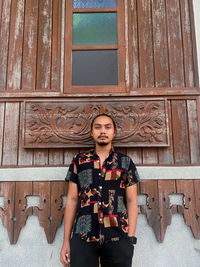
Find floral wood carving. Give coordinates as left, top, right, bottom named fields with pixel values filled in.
left=23, top=99, right=169, bottom=148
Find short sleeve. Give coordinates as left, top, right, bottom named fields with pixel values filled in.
left=125, top=157, right=140, bottom=187
left=65, top=158, right=78, bottom=184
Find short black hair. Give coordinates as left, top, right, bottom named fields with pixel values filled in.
left=91, top=113, right=117, bottom=131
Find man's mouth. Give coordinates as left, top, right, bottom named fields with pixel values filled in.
left=98, top=136, right=108, bottom=139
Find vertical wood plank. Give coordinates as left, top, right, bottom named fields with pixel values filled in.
left=64, top=148, right=79, bottom=165
left=143, top=148, right=158, bottom=164
left=7, top=0, right=25, bottom=90
left=0, top=102, right=5, bottom=165
left=197, top=97, right=200, bottom=151
left=152, top=0, right=169, bottom=87
left=127, top=147, right=142, bottom=164
left=21, top=0, right=38, bottom=90
left=36, top=0, right=52, bottom=90
left=166, top=0, right=185, bottom=87
left=157, top=179, right=176, bottom=242
left=137, top=0, right=154, bottom=87
left=50, top=181, right=68, bottom=243
left=130, top=0, right=139, bottom=88
left=2, top=102, right=20, bottom=165
left=14, top=182, right=32, bottom=244
left=18, top=102, right=33, bottom=166
left=0, top=182, right=15, bottom=244
left=193, top=180, right=200, bottom=228
left=0, top=0, right=3, bottom=30
left=158, top=100, right=174, bottom=164
left=51, top=0, right=61, bottom=91
left=33, top=181, right=51, bottom=242
left=33, top=149, right=49, bottom=165
left=188, top=0, right=199, bottom=87
left=0, top=0, right=12, bottom=90
left=179, top=0, right=195, bottom=87
left=187, top=100, right=200, bottom=164
left=171, top=100, right=190, bottom=164
left=176, top=180, right=200, bottom=239
left=49, top=148, right=63, bottom=165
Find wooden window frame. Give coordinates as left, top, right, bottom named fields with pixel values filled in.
left=64, top=0, right=126, bottom=93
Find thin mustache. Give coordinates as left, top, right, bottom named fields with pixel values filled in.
left=98, top=135, right=108, bottom=138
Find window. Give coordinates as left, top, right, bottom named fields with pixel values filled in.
left=65, top=0, right=125, bottom=93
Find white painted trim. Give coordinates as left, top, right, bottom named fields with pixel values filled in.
left=193, top=0, right=200, bottom=81
left=0, top=166, right=199, bottom=181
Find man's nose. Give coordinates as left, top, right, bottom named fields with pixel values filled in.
left=100, top=127, right=106, bottom=133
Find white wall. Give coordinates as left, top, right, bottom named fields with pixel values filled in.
left=1, top=210, right=200, bottom=267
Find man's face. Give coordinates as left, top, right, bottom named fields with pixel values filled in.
left=91, top=116, right=116, bottom=146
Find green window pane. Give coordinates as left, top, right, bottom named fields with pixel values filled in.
left=73, top=0, right=117, bottom=8
left=73, top=13, right=117, bottom=46
left=72, top=50, right=118, bottom=85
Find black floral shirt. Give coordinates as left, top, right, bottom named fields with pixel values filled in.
left=65, top=148, right=140, bottom=243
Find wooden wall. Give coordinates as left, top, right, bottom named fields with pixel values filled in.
left=0, top=98, right=199, bottom=166
left=0, top=0, right=61, bottom=92
left=0, top=0, right=200, bottom=245
left=130, top=0, right=198, bottom=89
left=0, top=0, right=199, bottom=163
left=0, top=0, right=198, bottom=94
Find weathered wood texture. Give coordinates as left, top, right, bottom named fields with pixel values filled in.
left=139, top=179, right=200, bottom=242
left=129, top=0, right=198, bottom=89
left=0, top=181, right=67, bottom=244
left=23, top=99, right=170, bottom=148
left=0, top=0, right=61, bottom=91
left=0, top=99, right=199, bottom=166
left=0, top=180, right=200, bottom=244
left=0, top=0, right=198, bottom=92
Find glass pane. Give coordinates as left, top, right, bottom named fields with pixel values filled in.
left=73, top=0, right=117, bottom=8
left=73, top=13, right=117, bottom=46
left=72, top=50, right=118, bottom=85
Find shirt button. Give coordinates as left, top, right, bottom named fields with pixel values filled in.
left=98, top=202, right=101, bottom=206
left=100, top=218, right=103, bottom=222
left=99, top=173, right=101, bottom=176
left=99, top=186, right=102, bottom=190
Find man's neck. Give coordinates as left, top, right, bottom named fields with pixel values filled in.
left=95, top=143, right=112, bottom=156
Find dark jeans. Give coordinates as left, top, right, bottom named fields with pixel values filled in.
left=70, top=235, right=134, bottom=267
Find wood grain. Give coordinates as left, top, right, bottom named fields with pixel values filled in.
left=36, top=0, right=52, bottom=90
left=166, top=0, right=185, bottom=87
left=2, top=102, right=20, bottom=165
left=7, top=0, right=25, bottom=90
left=0, top=0, right=12, bottom=90
left=21, top=0, right=38, bottom=90
left=171, top=100, right=190, bottom=164
left=137, top=0, right=154, bottom=88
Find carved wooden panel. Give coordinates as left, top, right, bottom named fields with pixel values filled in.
left=1, top=180, right=200, bottom=244
left=139, top=180, right=176, bottom=242
left=175, top=180, right=200, bottom=239
left=0, top=181, right=67, bottom=244
left=23, top=99, right=169, bottom=148
left=0, top=182, right=15, bottom=244
left=13, top=182, right=33, bottom=244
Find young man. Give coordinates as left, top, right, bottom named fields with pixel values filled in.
left=60, top=114, right=140, bottom=267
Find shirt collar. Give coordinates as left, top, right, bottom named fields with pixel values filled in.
left=90, top=146, right=115, bottom=158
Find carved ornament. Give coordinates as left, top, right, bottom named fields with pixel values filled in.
left=23, top=99, right=169, bottom=148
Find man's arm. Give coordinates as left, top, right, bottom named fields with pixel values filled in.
left=60, top=181, right=78, bottom=266
left=125, top=184, right=138, bottom=237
